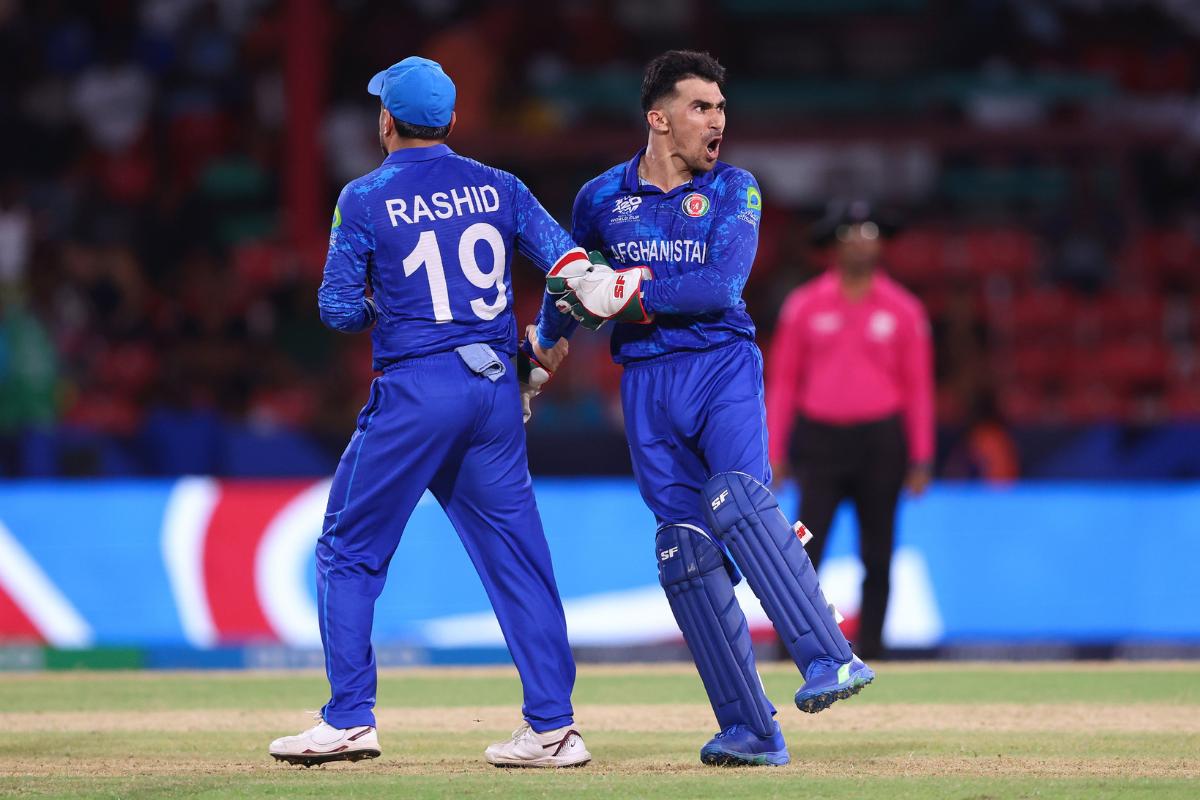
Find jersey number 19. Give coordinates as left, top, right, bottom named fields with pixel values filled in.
left=402, top=222, right=507, bottom=322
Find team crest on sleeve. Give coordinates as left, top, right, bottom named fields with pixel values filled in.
left=682, top=192, right=710, bottom=218
left=332, top=205, right=342, bottom=228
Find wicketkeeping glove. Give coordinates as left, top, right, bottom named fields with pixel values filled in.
left=553, top=250, right=652, bottom=330
left=516, top=339, right=552, bottom=424
left=545, top=247, right=594, bottom=294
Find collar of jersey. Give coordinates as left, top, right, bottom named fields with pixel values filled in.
left=622, top=147, right=718, bottom=194
left=383, top=143, right=453, bottom=165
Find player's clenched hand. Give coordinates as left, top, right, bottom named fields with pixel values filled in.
left=517, top=330, right=566, bottom=424
left=526, top=324, right=568, bottom=372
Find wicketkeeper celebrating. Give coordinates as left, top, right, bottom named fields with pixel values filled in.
left=542, top=50, right=875, bottom=767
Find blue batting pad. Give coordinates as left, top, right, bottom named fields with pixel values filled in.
left=656, top=524, right=776, bottom=737
left=703, top=472, right=852, bottom=671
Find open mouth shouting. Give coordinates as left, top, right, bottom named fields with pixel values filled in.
left=704, top=135, right=722, bottom=162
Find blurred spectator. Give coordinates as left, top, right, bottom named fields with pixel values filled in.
left=943, top=392, right=1020, bottom=483
left=0, top=180, right=31, bottom=286
left=0, top=289, right=59, bottom=474
left=71, top=40, right=153, bottom=153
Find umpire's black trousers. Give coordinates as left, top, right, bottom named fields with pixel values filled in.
left=788, top=414, right=907, bottom=659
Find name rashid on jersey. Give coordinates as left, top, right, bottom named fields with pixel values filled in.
left=386, top=185, right=501, bottom=226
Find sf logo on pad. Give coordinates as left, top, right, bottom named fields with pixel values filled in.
left=710, top=489, right=730, bottom=510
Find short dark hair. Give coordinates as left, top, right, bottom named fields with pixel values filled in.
left=640, top=50, right=726, bottom=113
left=392, top=116, right=451, bottom=141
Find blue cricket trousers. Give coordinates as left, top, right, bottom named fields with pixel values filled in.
left=316, top=352, right=575, bottom=732
left=621, top=339, right=772, bottom=528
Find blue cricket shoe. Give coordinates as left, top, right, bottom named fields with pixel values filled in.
left=795, top=655, right=875, bottom=713
left=699, top=722, right=790, bottom=767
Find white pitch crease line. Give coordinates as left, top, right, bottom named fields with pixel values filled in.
left=0, top=519, right=93, bottom=647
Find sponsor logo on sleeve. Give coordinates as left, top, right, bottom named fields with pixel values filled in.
left=737, top=185, right=762, bottom=226
left=746, top=185, right=762, bottom=210
left=329, top=205, right=342, bottom=246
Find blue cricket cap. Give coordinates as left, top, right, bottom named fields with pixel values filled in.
left=367, top=57, right=456, bottom=128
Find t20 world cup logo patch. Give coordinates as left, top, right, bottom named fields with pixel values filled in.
left=681, top=192, right=710, bottom=218
left=613, top=196, right=642, bottom=215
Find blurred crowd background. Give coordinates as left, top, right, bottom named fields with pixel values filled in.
left=2, top=0, right=1200, bottom=479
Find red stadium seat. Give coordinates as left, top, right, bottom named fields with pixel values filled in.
left=998, top=384, right=1045, bottom=424
left=1062, top=382, right=1131, bottom=423
left=988, top=288, right=1076, bottom=345
left=1123, top=228, right=1200, bottom=290
left=964, top=227, right=1039, bottom=283
left=1069, top=293, right=1164, bottom=345
left=95, top=342, right=160, bottom=395
left=1094, top=293, right=1165, bottom=340
left=884, top=228, right=947, bottom=286
left=1009, top=341, right=1066, bottom=383
left=232, top=240, right=285, bottom=289
left=1166, top=382, right=1200, bottom=420
left=1093, top=340, right=1170, bottom=388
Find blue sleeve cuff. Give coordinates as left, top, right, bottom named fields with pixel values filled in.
left=639, top=281, right=659, bottom=315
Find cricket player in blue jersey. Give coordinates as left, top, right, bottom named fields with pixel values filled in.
left=268, top=57, right=592, bottom=769
left=543, top=51, right=875, bottom=767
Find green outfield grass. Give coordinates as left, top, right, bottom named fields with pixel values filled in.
left=1, top=662, right=1198, bottom=799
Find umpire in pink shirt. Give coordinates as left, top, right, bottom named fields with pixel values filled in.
left=766, top=201, right=934, bottom=660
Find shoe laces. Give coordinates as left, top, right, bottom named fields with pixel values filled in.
left=713, top=724, right=746, bottom=740
left=507, top=723, right=533, bottom=742
left=304, top=710, right=331, bottom=734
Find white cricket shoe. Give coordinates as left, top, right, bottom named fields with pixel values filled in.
left=484, top=723, right=591, bottom=768
left=269, top=713, right=381, bottom=767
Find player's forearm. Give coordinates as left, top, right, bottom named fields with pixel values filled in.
left=317, top=284, right=376, bottom=333
left=903, top=332, right=935, bottom=464
left=903, top=380, right=935, bottom=464
left=640, top=230, right=755, bottom=315
left=640, top=268, right=746, bottom=315
left=534, top=288, right=579, bottom=348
